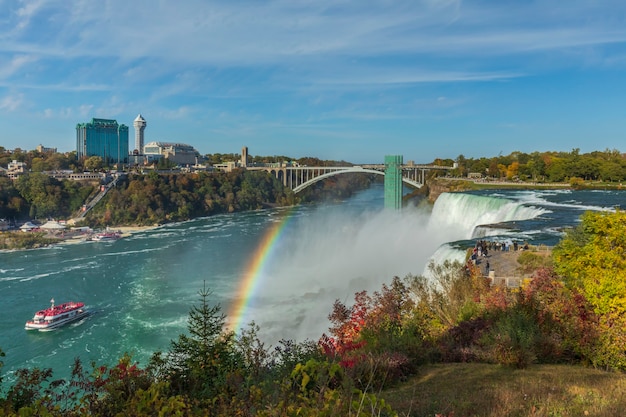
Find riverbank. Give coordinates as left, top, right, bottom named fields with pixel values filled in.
left=0, top=224, right=159, bottom=250
left=59, top=225, right=159, bottom=245
left=425, top=177, right=573, bottom=202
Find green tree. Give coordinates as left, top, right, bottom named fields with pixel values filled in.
left=14, top=173, right=63, bottom=219
left=546, top=158, right=567, bottom=182
left=553, top=210, right=626, bottom=370
left=600, top=161, right=624, bottom=182
left=149, top=283, right=242, bottom=400
left=84, top=156, right=103, bottom=172
left=553, top=210, right=626, bottom=316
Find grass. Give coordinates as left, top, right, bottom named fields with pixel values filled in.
left=379, top=363, right=626, bottom=417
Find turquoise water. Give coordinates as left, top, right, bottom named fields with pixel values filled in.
left=0, top=186, right=623, bottom=382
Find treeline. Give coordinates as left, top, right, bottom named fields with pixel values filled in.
left=86, top=169, right=374, bottom=227
left=0, top=209, right=624, bottom=416
left=0, top=145, right=371, bottom=225
left=87, top=170, right=296, bottom=227
left=0, top=174, right=95, bottom=221
left=435, top=148, right=625, bottom=182
left=0, top=168, right=375, bottom=227
left=4, top=145, right=625, bottom=183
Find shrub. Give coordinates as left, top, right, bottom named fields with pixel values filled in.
left=478, top=306, right=541, bottom=368
left=438, top=316, right=492, bottom=362
left=517, top=250, right=552, bottom=274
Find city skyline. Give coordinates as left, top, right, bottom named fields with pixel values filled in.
left=1, top=1, right=626, bottom=163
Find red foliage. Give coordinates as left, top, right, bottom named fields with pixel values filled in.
left=322, top=291, right=373, bottom=368
left=326, top=291, right=371, bottom=350
left=520, top=267, right=599, bottom=360
left=321, top=278, right=415, bottom=371
left=482, top=285, right=511, bottom=311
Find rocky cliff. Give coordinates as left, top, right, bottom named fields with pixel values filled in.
left=425, top=178, right=475, bottom=203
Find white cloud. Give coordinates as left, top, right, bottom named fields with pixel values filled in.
left=78, top=104, right=94, bottom=117
left=0, top=93, right=24, bottom=111
left=42, top=106, right=87, bottom=119
left=7, top=0, right=626, bottom=66
left=0, top=54, right=36, bottom=79
left=14, top=0, right=47, bottom=30
left=2, top=0, right=626, bottom=157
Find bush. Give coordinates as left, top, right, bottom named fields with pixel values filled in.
left=517, top=250, right=552, bottom=274
left=478, top=307, right=541, bottom=368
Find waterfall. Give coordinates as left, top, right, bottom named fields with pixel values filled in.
left=427, top=192, right=547, bottom=242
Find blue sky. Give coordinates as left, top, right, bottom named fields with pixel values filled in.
left=1, top=0, right=626, bottom=164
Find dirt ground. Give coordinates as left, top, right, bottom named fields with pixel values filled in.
left=472, top=245, right=552, bottom=280
left=476, top=250, right=522, bottom=277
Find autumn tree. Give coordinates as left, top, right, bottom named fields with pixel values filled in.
left=553, top=210, right=626, bottom=369
left=84, top=156, right=104, bottom=172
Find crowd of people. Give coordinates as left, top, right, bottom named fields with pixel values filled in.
left=468, top=239, right=531, bottom=276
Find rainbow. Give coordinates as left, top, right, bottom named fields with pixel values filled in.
left=228, top=209, right=294, bottom=333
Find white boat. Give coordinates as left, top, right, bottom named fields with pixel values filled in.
left=25, top=299, right=89, bottom=331
left=91, top=230, right=122, bottom=241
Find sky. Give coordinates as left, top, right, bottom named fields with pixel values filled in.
left=1, top=0, right=626, bottom=164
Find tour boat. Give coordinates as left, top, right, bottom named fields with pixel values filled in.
left=91, top=230, right=122, bottom=241
left=25, top=299, right=89, bottom=331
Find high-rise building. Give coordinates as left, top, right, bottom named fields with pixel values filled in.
left=76, top=118, right=129, bottom=164
left=133, top=114, right=147, bottom=153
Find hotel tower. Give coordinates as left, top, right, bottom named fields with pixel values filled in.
left=133, top=114, right=147, bottom=154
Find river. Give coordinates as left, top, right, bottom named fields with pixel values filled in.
left=0, top=185, right=622, bottom=381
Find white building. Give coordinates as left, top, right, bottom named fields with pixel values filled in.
left=7, top=160, right=27, bottom=180
left=143, top=141, right=198, bottom=166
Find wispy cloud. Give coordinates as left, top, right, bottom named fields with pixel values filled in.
left=0, top=93, right=24, bottom=111
left=1, top=0, right=626, bottom=158
left=6, top=1, right=626, bottom=65
left=14, top=0, right=47, bottom=30
left=0, top=54, right=36, bottom=78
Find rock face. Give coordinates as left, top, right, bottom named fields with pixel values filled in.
left=426, top=178, right=474, bottom=203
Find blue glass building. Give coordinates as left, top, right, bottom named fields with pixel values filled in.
left=76, top=118, right=129, bottom=164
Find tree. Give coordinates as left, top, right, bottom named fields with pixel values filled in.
left=84, top=156, right=103, bottom=172
left=14, top=173, right=62, bottom=219
left=149, top=283, right=241, bottom=400
left=600, top=161, right=624, bottom=182
left=553, top=210, right=626, bottom=316
left=552, top=210, right=626, bottom=370
left=506, top=161, right=519, bottom=180
left=546, top=158, right=567, bottom=182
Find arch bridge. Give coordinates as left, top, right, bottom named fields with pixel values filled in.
left=246, top=157, right=451, bottom=209
left=248, top=165, right=428, bottom=192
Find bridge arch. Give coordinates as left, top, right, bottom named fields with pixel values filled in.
left=291, top=167, right=422, bottom=194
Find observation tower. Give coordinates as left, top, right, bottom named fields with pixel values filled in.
left=133, top=114, right=147, bottom=154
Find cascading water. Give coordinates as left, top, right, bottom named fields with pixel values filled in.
left=424, top=192, right=548, bottom=274
left=427, top=192, right=548, bottom=241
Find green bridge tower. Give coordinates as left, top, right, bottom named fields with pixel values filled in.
left=384, top=155, right=403, bottom=210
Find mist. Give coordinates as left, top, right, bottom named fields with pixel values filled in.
left=240, top=191, right=547, bottom=344
left=243, top=202, right=453, bottom=343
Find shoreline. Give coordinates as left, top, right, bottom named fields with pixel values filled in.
left=0, top=225, right=161, bottom=251
left=59, top=225, right=159, bottom=245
